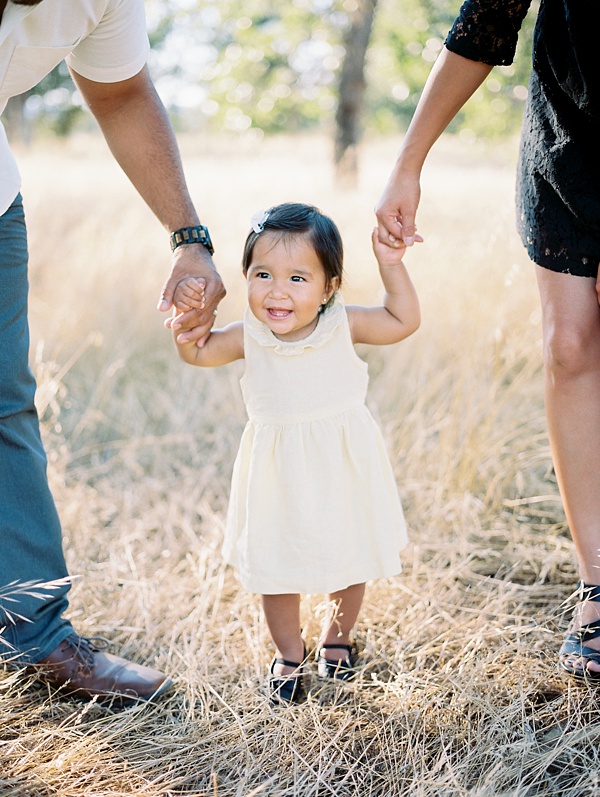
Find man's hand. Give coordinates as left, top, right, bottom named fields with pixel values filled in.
left=374, top=163, right=422, bottom=248
left=69, top=67, right=227, bottom=347
left=158, top=245, right=226, bottom=347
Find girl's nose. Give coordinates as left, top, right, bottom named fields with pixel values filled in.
left=269, top=281, right=288, bottom=298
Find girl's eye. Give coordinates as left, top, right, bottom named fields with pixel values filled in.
left=290, top=275, right=305, bottom=282
left=256, top=272, right=270, bottom=279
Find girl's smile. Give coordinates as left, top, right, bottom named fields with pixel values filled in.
left=246, top=232, right=337, bottom=342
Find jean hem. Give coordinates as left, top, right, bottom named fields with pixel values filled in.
left=1, top=621, right=75, bottom=666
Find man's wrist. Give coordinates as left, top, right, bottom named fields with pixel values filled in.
left=169, top=225, right=214, bottom=256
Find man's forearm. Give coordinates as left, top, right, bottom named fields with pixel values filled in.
left=71, top=66, right=201, bottom=233
left=71, top=65, right=225, bottom=342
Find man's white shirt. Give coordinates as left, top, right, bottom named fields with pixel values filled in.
left=0, top=0, right=149, bottom=215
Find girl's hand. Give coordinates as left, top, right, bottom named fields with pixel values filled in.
left=160, top=247, right=226, bottom=346
left=371, top=228, right=422, bottom=267
left=173, top=276, right=206, bottom=312
left=164, top=277, right=206, bottom=330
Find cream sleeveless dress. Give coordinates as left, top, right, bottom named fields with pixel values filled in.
left=223, top=296, right=408, bottom=595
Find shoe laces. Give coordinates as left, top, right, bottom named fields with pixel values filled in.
left=61, top=633, right=111, bottom=674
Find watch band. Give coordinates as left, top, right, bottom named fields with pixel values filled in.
left=170, top=225, right=214, bottom=255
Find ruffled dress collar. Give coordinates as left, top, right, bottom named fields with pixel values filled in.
left=244, top=294, right=344, bottom=356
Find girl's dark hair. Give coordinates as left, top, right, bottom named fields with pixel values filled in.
left=242, top=203, right=343, bottom=305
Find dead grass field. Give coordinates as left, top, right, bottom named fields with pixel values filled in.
left=2, top=132, right=599, bottom=796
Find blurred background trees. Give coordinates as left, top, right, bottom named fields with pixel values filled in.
left=334, top=0, right=378, bottom=183
left=2, top=0, right=537, bottom=162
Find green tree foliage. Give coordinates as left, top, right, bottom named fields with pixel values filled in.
left=5, top=0, right=538, bottom=141
left=368, top=0, right=537, bottom=137
left=146, top=0, right=348, bottom=134
left=2, top=58, right=85, bottom=140
left=147, top=0, right=537, bottom=139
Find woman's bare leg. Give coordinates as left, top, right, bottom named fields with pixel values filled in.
left=536, top=264, right=600, bottom=672
left=262, top=594, right=304, bottom=675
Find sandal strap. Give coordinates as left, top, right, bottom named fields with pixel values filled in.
left=319, top=644, right=353, bottom=655
left=560, top=639, right=600, bottom=666
left=578, top=581, right=600, bottom=602
left=272, top=657, right=303, bottom=670
left=560, top=627, right=600, bottom=663
left=573, top=622, right=600, bottom=643
left=271, top=644, right=307, bottom=673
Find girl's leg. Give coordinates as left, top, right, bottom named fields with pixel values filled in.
left=261, top=594, right=304, bottom=675
left=320, top=582, right=365, bottom=661
left=535, top=264, right=600, bottom=672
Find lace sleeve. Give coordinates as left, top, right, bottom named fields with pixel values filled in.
left=445, top=0, right=532, bottom=66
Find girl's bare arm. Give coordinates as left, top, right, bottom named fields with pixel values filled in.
left=174, top=321, right=244, bottom=367
left=348, top=230, right=421, bottom=345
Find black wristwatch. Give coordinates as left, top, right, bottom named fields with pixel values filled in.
left=169, top=225, right=214, bottom=255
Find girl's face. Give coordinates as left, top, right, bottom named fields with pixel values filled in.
left=246, top=232, right=338, bottom=342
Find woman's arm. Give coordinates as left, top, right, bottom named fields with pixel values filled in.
left=375, top=48, right=493, bottom=247
left=375, top=0, right=532, bottom=246
left=347, top=230, right=421, bottom=346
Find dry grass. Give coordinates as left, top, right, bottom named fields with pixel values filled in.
left=2, top=132, right=599, bottom=796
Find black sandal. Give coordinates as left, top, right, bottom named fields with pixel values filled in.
left=268, top=648, right=307, bottom=705
left=559, top=582, right=600, bottom=682
left=317, top=643, right=357, bottom=681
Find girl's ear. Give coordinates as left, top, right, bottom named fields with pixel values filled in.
left=324, top=276, right=340, bottom=302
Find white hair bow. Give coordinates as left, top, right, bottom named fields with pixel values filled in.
left=251, top=209, right=269, bottom=234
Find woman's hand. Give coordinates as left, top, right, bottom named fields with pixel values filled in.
left=374, top=162, right=422, bottom=249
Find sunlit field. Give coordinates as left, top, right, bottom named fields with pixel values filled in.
left=2, top=132, right=598, bottom=797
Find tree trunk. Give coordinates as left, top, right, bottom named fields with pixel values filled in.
left=334, top=0, right=378, bottom=187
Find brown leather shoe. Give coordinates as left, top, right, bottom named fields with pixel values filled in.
left=29, top=633, right=172, bottom=704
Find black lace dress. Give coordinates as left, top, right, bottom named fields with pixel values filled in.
left=446, top=0, right=600, bottom=277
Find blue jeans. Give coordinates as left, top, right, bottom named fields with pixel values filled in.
left=0, top=194, right=73, bottom=663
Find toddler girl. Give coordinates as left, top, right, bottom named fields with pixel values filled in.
left=171, top=202, right=420, bottom=704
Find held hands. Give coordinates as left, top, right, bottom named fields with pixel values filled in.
left=374, top=162, right=422, bottom=248
left=371, top=226, right=422, bottom=267
left=158, top=245, right=226, bottom=347
left=164, top=276, right=207, bottom=338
